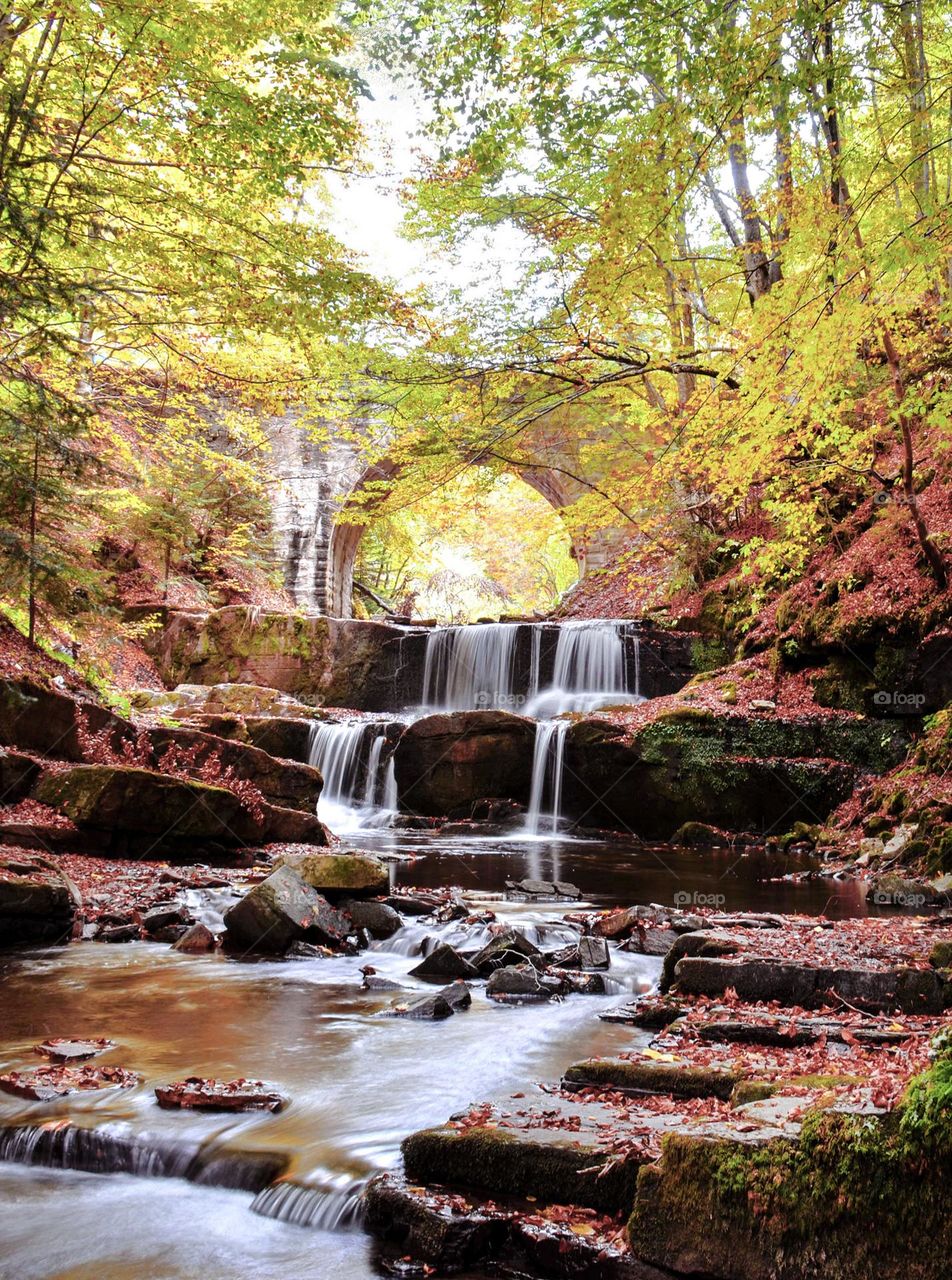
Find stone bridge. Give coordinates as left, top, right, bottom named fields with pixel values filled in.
left=262, top=408, right=627, bottom=617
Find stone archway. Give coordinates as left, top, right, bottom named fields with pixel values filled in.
left=263, top=409, right=630, bottom=617
left=326, top=458, right=586, bottom=619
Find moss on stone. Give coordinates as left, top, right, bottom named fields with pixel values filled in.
left=402, top=1124, right=641, bottom=1213
left=564, top=1058, right=740, bottom=1101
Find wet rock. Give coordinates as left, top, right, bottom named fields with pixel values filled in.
left=273, top=850, right=388, bottom=897
left=506, top=878, right=580, bottom=899
left=385, top=894, right=439, bottom=917
left=577, top=936, right=610, bottom=969
left=0, top=855, right=79, bottom=946
left=593, top=905, right=646, bottom=939
left=471, top=928, right=542, bottom=975
left=486, top=964, right=564, bottom=1000
left=341, top=899, right=402, bottom=940
left=389, top=981, right=473, bottom=1019
left=172, top=922, right=217, bottom=953
left=284, top=940, right=331, bottom=959
left=548, top=968, right=606, bottom=995
left=363, top=975, right=407, bottom=991
left=100, top=922, right=142, bottom=943
left=0, top=1063, right=139, bottom=1100
left=393, top=710, right=536, bottom=814
left=34, top=1038, right=115, bottom=1062
left=155, top=1077, right=288, bottom=1113
left=141, top=903, right=190, bottom=935
left=409, top=943, right=479, bottom=983
left=365, top=1172, right=509, bottom=1270
left=222, top=865, right=348, bottom=954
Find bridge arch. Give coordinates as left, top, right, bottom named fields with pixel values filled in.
left=326, top=458, right=586, bottom=619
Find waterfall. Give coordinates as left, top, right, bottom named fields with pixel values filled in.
left=250, top=1178, right=366, bottom=1231
left=308, top=722, right=397, bottom=829
left=421, top=623, right=519, bottom=711
left=524, top=620, right=638, bottom=717
left=524, top=719, right=569, bottom=836
left=418, top=619, right=641, bottom=716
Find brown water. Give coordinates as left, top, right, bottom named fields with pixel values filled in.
left=0, top=831, right=878, bottom=1280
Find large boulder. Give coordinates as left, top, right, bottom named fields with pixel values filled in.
left=145, top=725, right=323, bottom=813
left=33, top=764, right=326, bottom=853
left=393, top=711, right=536, bottom=815
left=561, top=708, right=906, bottom=838
left=223, top=865, right=349, bottom=953
left=341, top=898, right=402, bottom=940
left=272, top=851, right=387, bottom=897
left=35, top=764, right=260, bottom=842
left=136, top=606, right=409, bottom=708
left=0, top=679, right=128, bottom=762
left=409, top=943, right=478, bottom=983
left=0, top=855, right=80, bottom=946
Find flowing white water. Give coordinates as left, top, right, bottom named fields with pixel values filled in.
left=522, top=621, right=643, bottom=835
left=308, top=722, right=398, bottom=831
left=524, top=720, right=569, bottom=836
left=421, top=622, right=520, bottom=711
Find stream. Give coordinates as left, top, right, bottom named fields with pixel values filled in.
left=0, top=619, right=879, bottom=1278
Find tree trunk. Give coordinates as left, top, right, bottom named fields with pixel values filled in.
left=27, top=433, right=39, bottom=647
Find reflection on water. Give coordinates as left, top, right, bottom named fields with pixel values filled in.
left=0, top=828, right=876, bottom=1279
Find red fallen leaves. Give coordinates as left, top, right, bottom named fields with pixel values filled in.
left=0, top=799, right=78, bottom=834
left=0, top=1064, right=139, bottom=1100
left=34, top=1038, right=115, bottom=1062
left=154, top=1076, right=288, bottom=1113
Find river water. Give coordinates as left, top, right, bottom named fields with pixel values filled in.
left=0, top=825, right=877, bottom=1280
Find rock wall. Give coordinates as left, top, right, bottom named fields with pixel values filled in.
left=139, top=607, right=698, bottom=709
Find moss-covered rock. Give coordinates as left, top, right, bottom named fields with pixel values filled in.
left=272, top=851, right=387, bottom=896
left=401, top=1124, right=643, bottom=1212
left=628, top=1049, right=952, bottom=1280
left=564, top=1057, right=740, bottom=1101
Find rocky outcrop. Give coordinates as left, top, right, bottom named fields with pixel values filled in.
left=136, top=606, right=410, bottom=707
left=0, top=748, right=39, bottom=802
left=0, top=854, right=80, bottom=946
left=562, top=707, right=909, bottom=839
left=144, top=726, right=322, bottom=813
left=33, top=764, right=328, bottom=854
left=393, top=710, right=536, bottom=815
left=0, top=678, right=127, bottom=762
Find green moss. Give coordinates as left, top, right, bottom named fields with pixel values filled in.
left=402, top=1125, right=641, bottom=1213
left=564, top=1058, right=739, bottom=1101
left=629, top=1040, right=952, bottom=1280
